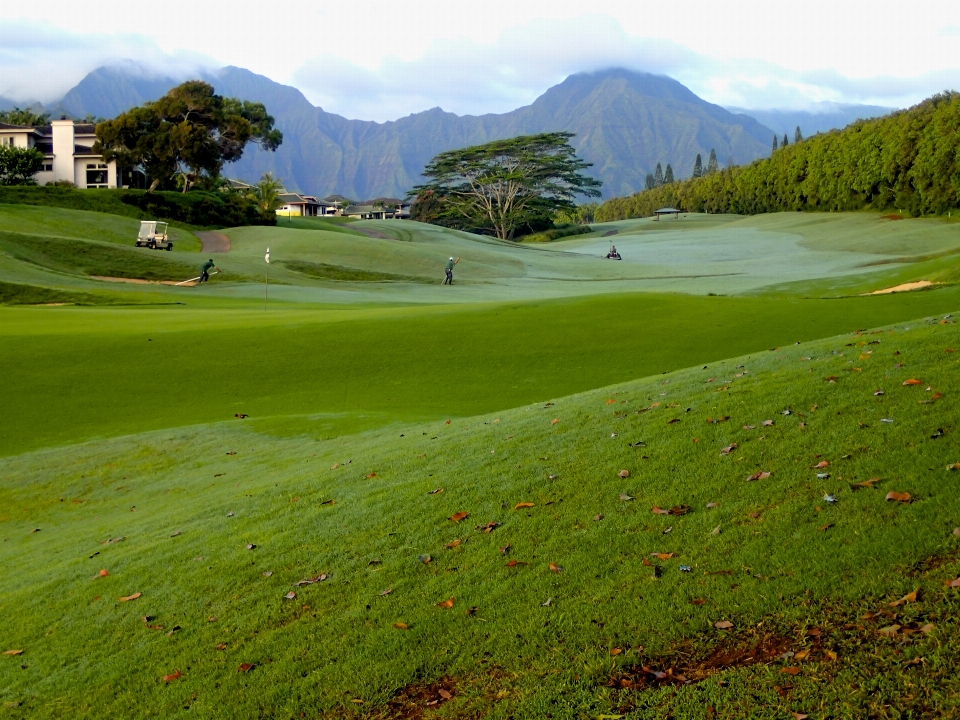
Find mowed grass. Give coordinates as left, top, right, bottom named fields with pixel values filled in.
left=4, top=286, right=960, bottom=456
left=1, top=318, right=959, bottom=718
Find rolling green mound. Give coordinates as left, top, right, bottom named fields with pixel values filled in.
left=1, top=317, right=958, bottom=718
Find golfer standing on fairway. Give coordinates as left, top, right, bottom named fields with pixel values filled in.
left=444, top=256, right=460, bottom=285
left=197, top=258, right=218, bottom=285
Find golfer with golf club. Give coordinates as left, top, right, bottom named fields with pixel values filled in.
left=444, top=256, right=460, bottom=285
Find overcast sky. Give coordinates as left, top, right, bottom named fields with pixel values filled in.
left=2, top=0, right=958, bottom=121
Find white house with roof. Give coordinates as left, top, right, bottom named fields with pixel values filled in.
left=0, top=119, right=119, bottom=188
left=277, top=192, right=340, bottom=217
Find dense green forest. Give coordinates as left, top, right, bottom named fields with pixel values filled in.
left=596, top=91, right=960, bottom=221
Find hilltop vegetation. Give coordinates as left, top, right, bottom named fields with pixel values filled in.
left=597, top=92, right=960, bottom=221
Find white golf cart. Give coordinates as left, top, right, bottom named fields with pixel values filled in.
left=135, top=221, right=173, bottom=251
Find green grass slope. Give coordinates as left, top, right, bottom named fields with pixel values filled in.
left=4, top=287, right=960, bottom=456
left=1, top=317, right=958, bottom=718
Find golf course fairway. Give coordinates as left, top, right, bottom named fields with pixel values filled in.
left=2, top=205, right=960, bottom=718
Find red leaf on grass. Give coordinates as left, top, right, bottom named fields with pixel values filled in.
left=163, top=670, right=182, bottom=683
left=506, top=559, right=520, bottom=567
left=238, top=663, right=253, bottom=672
left=366, top=472, right=377, bottom=479
left=690, top=599, right=706, bottom=605
left=651, top=553, right=674, bottom=560
left=98, top=569, right=108, bottom=577
left=885, top=491, right=912, bottom=503
left=550, top=418, right=559, bottom=425
left=903, top=379, right=923, bottom=386
left=449, top=511, right=469, bottom=522
left=652, top=506, right=671, bottom=515
left=606, top=399, right=616, bottom=405
left=119, top=592, right=141, bottom=602
left=436, top=597, right=455, bottom=609
left=445, top=539, right=461, bottom=548
left=813, top=461, right=829, bottom=469
left=669, top=505, right=690, bottom=515
left=476, top=521, right=501, bottom=533
left=549, top=562, right=562, bottom=573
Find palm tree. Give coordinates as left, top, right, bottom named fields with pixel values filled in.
left=247, top=173, right=284, bottom=214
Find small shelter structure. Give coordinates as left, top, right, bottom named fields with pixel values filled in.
left=653, top=207, right=681, bottom=220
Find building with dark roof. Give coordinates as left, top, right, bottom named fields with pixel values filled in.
left=0, top=119, right=119, bottom=188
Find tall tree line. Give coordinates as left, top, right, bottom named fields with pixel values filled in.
left=596, top=92, right=960, bottom=221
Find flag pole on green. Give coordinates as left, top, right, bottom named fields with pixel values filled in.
left=264, top=247, right=270, bottom=311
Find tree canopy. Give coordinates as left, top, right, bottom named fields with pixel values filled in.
left=0, top=108, right=51, bottom=127
left=411, top=132, right=601, bottom=240
left=94, top=81, right=282, bottom=192
left=0, top=146, right=44, bottom=185
left=595, top=92, right=960, bottom=221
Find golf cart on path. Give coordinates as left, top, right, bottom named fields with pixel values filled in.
left=136, top=221, right=172, bottom=250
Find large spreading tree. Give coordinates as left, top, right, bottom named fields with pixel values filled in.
left=94, top=81, right=282, bottom=192
left=411, top=132, right=601, bottom=240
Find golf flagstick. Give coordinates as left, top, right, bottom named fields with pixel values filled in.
left=264, top=247, right=270, bottom=310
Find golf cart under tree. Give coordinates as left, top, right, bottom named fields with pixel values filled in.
left=135, top=221, right=173, bottom=251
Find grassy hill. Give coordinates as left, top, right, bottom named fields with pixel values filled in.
left=1, top=317, right=958, bottom=718
left=3, top=201, right=960, bottom=717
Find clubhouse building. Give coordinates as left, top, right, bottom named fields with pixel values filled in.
left=0, top=119, right=120, bottom=188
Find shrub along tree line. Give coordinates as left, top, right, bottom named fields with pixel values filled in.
left=596, top=92, right=960, bottom=222
left=410, top=132, right=601, bottom=240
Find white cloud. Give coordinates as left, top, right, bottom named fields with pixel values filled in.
left=1, top=1, right=959, bottom=117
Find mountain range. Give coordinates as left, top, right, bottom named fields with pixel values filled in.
left=4, top=65, right=893, bottom=200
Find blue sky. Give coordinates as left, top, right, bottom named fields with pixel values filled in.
left=2, top=0, right=958, bottom=121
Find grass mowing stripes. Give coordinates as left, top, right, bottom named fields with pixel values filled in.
left=1, top=318, right=958, bottom=717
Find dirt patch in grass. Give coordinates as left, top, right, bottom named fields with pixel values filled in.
left=880, top=214, right=907, bottom=221
left=608, top=632, right=793, bottom=690
left=379, top=676, right=458, bottom=719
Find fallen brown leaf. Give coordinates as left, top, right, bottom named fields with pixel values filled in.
left=98, top=569, right=108, bottom=577
left=885, top=491, right=912, bottom=503
left=813, top=460, right=829, bottom=469
left=449, top=511, right=469, bottom=522
left=720, top=443, right=738, bottom=455
left=550, top=418, right=559, bottom=425
left=163, top=670, right=182, bottom=683
left=690, top=598, right=706, bottom=605
left=215, top=643, right=227, bottom=650
left=651, top=553, right=674, bottom=560
left=825, top=650, right=838, bottom=661
left=920, top=623, right=935, bottom=633
left=238, top=663, right=253, bottom=672
left=715, top=620, right=734, bottom=629
left=781, top=666, right=801, bottom=676
left=761, top=419, right=774, bottom=426
left=2, top=650, right=23, bottom=656
left=445, top=539, right=461, bottom=548
left=610, top=648, right=622, bottom=656
left=791, top=712, right=809, bottom=719
left=852, top=478, right=880, bottom=489
left=284, top=591, right=296, bottom=600
left=514, top=502, right=535, bottom=509
left=379, top=588, right=393, bottom=596
left=436, top=597, right=455, bottom=609
left=877, top=624, right=901, bottom=636
left=945, top=577, right=960, bottom=588
left=890, top=590, right=918, bottom=607
left=428, top=488, right=444, bottom=494
left=366, top=472, right=377, bottom=479
left=903, top=378, right=923, bottom=386
left=393, top=622, right=408, bottom=630
left=549, top=562, right=562, bottom=573
left=606, top=399, right=616, bottom=405
left=794, top=650, right=810, bottom=661
left=118, top=592, right=141, bottom=602
left=746, top=471, right=771, bottom=481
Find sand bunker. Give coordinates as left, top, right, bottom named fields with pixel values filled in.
left=91, top=276, right=193, bottom=286
left=864, top=280, right=934, bottom=295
